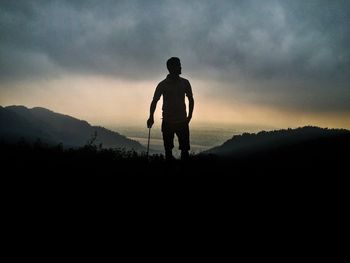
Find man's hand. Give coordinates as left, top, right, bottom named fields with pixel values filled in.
left=147, top=116, right=154, bottom=128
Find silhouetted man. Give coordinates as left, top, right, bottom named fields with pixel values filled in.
left=147, top=57, right=194, bottom=161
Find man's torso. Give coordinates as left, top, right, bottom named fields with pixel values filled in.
left=156, top=75, right=192, bottom=122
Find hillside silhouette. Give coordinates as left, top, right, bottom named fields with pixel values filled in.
left=199, top=126, right=350, bottom=178
left=1, top=122, right=348, bottom=181
left=0, top=105, right=145, bottom=151
left=1, top=105, right=349, bottom=181
left=204, top=126, right=350, bottom=158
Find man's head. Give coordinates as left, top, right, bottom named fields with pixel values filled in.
left=167, top=57, right=182, bottom=75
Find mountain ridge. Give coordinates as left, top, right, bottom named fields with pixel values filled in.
left=0, top=105, right=145, bottom=151
left=203, top=126, right=350, bottom=157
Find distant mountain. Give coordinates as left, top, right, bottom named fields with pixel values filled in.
left=203, top=126, right=350, bottom=158
left=0, top=105, right=145, bottom=151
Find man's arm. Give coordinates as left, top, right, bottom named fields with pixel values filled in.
left=147, top=99, right=158, bottom=128
left=147, top=84, right=162, bottom=128
left=186, top=80, right=194, bottom=123
left=187, top=96, right=194, bottom=123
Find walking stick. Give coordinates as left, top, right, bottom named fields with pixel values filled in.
left=146, top=127, right=151, bottom=159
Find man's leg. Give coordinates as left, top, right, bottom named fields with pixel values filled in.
left=161, top=121, right=175, bottom=160
left=175, top=121, right=190, bottom=161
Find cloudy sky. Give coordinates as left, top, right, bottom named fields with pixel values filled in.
left=1, top=0, right=349, bottom=129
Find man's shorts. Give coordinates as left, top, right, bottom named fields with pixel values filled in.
left=161, top=120, right=190, bottom=151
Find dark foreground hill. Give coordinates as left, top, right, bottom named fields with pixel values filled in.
left=2, top=126, right=349, bottom=204
left=204, top=126, right=350, bottom=158
left=2, top=126, right=349, bottom=180
left=0, top=105, right=145, bottom=151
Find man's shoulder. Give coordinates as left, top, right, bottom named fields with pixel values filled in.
left=179, top=76, right=190, bottom=83
left=157, top=76, right=190, bottom=87
left=157, top=78, right=168, bottom=87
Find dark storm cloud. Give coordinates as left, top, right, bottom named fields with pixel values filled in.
left=1, top=0, right=350, bottom=111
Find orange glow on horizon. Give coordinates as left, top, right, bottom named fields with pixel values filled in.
left=0, top=75, right=349, bottom=131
